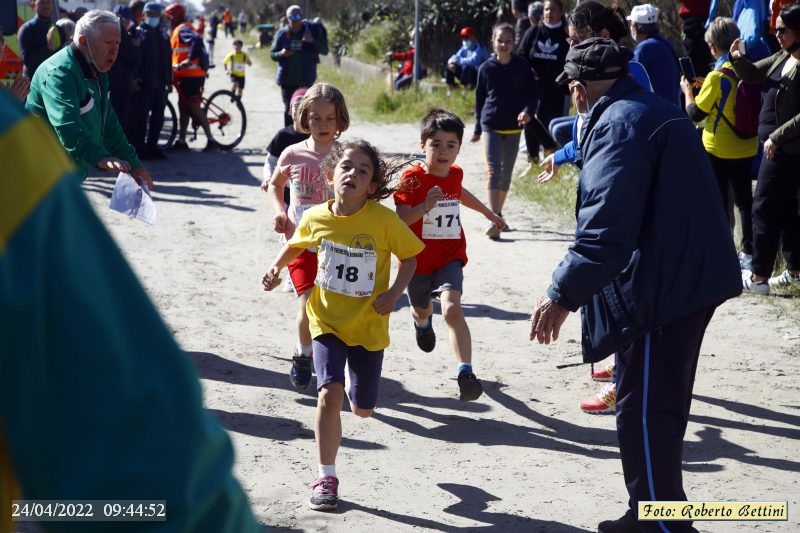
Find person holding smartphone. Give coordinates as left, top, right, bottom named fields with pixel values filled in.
left=680, top=17, right=758, bottom=273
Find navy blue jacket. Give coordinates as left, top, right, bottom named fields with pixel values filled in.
left=136, top=22, right=172, bottom=90
left=546, top=76, right=742, bottom=362
left=474, top=55, right=539, bottom=136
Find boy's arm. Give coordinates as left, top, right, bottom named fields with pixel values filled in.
left=461, top=187, right=505, bottom=228
left=372, top=256, right=417, bottom=315
left=262, top=244, right=305, bottom=291
left=395, top=185, right=444, bottom=225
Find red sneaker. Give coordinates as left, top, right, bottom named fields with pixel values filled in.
left=590, top=363, right=614, bottom=382
left=580, top=383, right=616, bottom=414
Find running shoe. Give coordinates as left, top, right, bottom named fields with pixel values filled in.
left=415, top=319, right=436, bottom=352
left=290, top=352, right=313, bottom=389
left=309, top=476, right=339, bottom=511
left=590, top=363, right=614, bottom=382
left=742, top=272, right=769, bottom=295
left=737, top=251, right=752, bottom=271
left=579, top=382, right=616, bottom=414
left=457, top=371, right=484, bottom=401
left=485, top=222, right=501, bottom=240
left=768, top=270, right=800, bottom=291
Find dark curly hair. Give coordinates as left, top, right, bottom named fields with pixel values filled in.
left=321, top=139, right=415, bottom=201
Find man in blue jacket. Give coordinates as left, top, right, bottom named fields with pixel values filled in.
left=627, top=4, right=681, bottom=107
left=445, top=26, right=489, bottom=92
left=530, top=38, right=741, bottom=533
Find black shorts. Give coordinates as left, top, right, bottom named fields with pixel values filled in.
left=230, top=75, right=245, bottom=88
left=175, top=76, right=204, bottom=104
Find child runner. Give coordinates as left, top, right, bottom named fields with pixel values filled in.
left=394, top=109, right=505, bottom=401
left=262, top=140, right=424, bottom=511
left=223, top=38, right=252, bottom=99
left=261, top=87, right=310, bottom=207
left=264, top=83, right=350, bottom=390
left=471, top=22, right=539, bottom=239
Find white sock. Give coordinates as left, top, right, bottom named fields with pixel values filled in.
left=318, top=464, right=336, bottom=478
left=297, top=343, right=313, bottom=357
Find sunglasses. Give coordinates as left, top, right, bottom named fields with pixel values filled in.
left=289, top=13, right=303, bottom=21
left=775, top=26, right=788, bottom=35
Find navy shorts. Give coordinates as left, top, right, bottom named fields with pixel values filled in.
left=406, top=260, right=464, bottom=308
left=313, top=333, right=384, bottom=410
left=230, top=75, right=245, bottom=88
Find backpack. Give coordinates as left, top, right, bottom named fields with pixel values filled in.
left=712, top=67, right=761, bottom=139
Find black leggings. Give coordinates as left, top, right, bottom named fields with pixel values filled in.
left=708, top=153, right=754, bottom=255
left=751, top=151, right=800, bottom=277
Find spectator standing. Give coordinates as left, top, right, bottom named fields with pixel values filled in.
left=528, top=1, right=544, bottom=26
left=17, top=0, right=58, bottom=79
left=165, top=2, right=217, bottom=152
left=108, top=5, right=139, bottom=139
left=470, top=23, right=538, bottom=238
left=677, top=0, right=714, bottom=77
left=132, top=1, right=172, bottom=160
left=733, top=4, right=800, bottom=294
left=445, top=27, right=489, bottom=92
left=238, top=10, right=247, bottom=34
left=681, top=17, right=758, bottom=270
left=512, top=0, right=531, bottom=44
left=25, top=9, right=152, bottom=187
left=222, top=8, right=234, bottom=37
left=129, top=0, right=145, bottom=26
left=208, top=10, right=220, bottom=61
left=628, top=4, right=681, bottom=107
left=517, top=0, right=569, bottom=161
left=1, top=90, right=261, bottom=533
left=531, top=38, right=741, bottom=533
left=270, top=5, right=328, bottom=126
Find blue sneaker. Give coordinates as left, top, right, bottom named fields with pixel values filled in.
left=290, top=352, right=313, bottom=389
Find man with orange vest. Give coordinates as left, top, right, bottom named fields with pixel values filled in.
left=164, top=2, right=218, bottom=151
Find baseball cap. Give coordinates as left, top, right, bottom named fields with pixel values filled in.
left=143, top=2, right=162, bottom=14
left=555, top=37, right=629, bottom=85
left=626, top=4, right=659, bottom=24
left=459, top=26, right=475, bottom=38
left=113, top=5, right=133, bottom=19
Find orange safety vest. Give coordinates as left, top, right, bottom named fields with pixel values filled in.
left=222, top=11, right=232, bottom=24
left=171, top=22, right=205, bottom=78
left=194, top=16, right=205, bottom=35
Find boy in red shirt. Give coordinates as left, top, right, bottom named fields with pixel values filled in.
left=394, top=109, right=505, bottom=401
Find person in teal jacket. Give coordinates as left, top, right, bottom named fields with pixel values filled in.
left=0, top=88, right=258, bottom=531
left=25, top=9, right=152, bottom=187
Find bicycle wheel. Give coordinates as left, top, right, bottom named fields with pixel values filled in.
left=203, top=89, right=246, bottom=149
left=157, top=99, right=177, bottom=150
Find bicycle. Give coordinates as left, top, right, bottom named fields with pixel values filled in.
left=157, top=79, right=247, bottom=151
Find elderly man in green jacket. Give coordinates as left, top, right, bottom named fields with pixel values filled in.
left=25, top=9, right=153, bottom=187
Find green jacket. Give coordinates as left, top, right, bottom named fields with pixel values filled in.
left=732, top=49, right=800, bottom=154
left=25, top=43, right=141, bottom=180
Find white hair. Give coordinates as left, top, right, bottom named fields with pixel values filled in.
left=74, top=9, right=119, bottom=42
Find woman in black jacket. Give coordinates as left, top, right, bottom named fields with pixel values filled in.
left=732, top=4, right=800, bottom=294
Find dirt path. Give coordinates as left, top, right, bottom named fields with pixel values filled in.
left=81, top=34, right=799, bottom=532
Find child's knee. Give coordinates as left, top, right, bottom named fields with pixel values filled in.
left=441, top=301, right=465, bottom=324
left=317, top=383, right=344, bottom=409
left=350, top=404, right=374, bottom=418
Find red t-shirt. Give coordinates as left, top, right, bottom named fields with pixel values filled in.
left=393, top=164, right=468, bottom=275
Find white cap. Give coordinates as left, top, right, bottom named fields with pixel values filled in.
left=626, top=4, right=659, bottom=24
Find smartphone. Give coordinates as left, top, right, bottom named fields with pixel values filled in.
left=678, top=56, right=696, bottom=83
left=738, top=40, right=747, bottom=55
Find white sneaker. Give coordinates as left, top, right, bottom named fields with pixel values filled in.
left=742, top=271, right=769, bottom=295
left=737, top=251, right=752, bottom=270
left=281, top=275, right=295, bottom=293
left=768, top=270, right=800, bottom=290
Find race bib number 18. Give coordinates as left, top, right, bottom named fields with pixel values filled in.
left=422, top=199, right=461, bottom=239
left=316, top=240, right=377, bottom=297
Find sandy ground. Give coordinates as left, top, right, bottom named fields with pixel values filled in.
left=77, top=34, right=800, bottom=532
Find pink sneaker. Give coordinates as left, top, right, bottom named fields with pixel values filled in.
left=309, top=476, right=339, bottom=511
left=580, top=383, right=616, bottom=414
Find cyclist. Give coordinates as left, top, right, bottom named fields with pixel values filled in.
left=164, top=2, right=219, bottom=152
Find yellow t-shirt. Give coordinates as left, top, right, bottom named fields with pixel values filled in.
left=223, top=51, right=250, bottom=77
left=288, top=200, right=424, bottom=351
left=695, top=61, right=758, bottom=159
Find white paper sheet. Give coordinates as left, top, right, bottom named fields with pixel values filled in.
left=109, top=172, right=156, bottom=225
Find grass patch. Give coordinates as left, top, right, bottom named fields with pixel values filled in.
left=513, top=163, right=578, bottom=223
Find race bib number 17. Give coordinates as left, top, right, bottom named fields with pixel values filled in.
left=316, top=240, right=377, bottom=297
